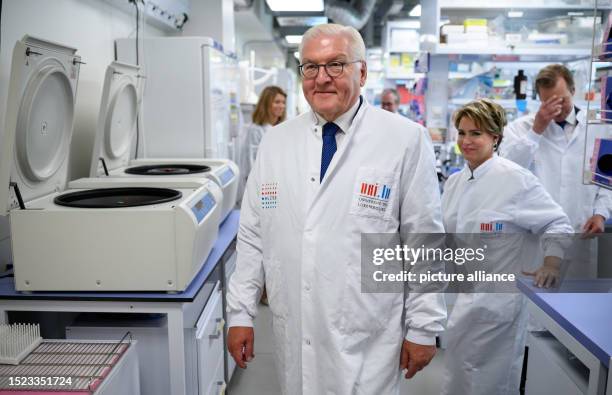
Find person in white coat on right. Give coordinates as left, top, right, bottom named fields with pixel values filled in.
left=500, top=64, right=612, bottom=278
left=440, top=99, right=573, bottom=395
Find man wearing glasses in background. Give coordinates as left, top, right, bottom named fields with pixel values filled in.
left=226, top=23, right=446, bottom=395
left=381, top=88, right=401, bottom=114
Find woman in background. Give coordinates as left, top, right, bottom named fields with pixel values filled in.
left=239, top=86, right=287, bottom=186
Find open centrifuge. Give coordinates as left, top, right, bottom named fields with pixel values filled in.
left=0, top=36, right=222, bottom=292
left=88, top=61, right=239, bottom=222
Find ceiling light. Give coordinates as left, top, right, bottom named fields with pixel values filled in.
left=266, top=0, right=324, bottom=12
left=285, top=35, right=303, bottom=45
left=294, top=51, right=301, bottom=60
left=507, top=11, right=524, bottom=18
left=277, top=16, right=328, bottom=26
left=409, top=5, right=421, bottom=17
left=567, top=11, right=584, bottom=16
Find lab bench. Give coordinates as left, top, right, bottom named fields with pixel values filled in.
left=0, top=209, right=240, bottom=395
left=518, top=278, right=612, bottom=395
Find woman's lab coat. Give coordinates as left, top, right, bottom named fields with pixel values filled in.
left=237, top=123, right=271, bottom=198
left=227, top=101, right=447, bottom=395
left=440, top=155, right=573, bottom=395
left=501, top=110, right=612, bottom=277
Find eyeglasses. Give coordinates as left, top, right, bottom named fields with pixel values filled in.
left=298, top=60, right=362, bottom=79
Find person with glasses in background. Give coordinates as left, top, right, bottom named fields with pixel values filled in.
left=381, top=88, right=401, bottom=113
left=226, top=23, right=446, bottom=395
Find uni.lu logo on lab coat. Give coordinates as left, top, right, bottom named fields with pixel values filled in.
left=355, top=182, right=392, bottom=214
left=360, top=183, right=391, bottom=200
left=480, top=222, right=503, bottom=233
left=260, top=182, right=278, bottom=209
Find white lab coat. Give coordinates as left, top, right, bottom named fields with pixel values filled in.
left=237, top=123, right=271, bottom=199
left=227, top=100, right=447, bottom=395
left=501, top=110, right=612, bottom=277
left=440, top=155, right=573, bottom=395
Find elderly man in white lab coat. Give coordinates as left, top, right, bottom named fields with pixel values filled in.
left=226, top=23, right=447, bottom=395
left=501, top=64, right=612, bottom=277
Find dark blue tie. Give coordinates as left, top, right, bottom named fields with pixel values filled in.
left=556, top=120, right=568, bottom=129
left=320, top=122, right=339, bottom=182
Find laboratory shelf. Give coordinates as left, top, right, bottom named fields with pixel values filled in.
left=439, top=0, right=610, bottom=10
left=449, top=71, right=478, bottom=79
left=385, top=72, right=426, bottom=80
left=449, top=98, right=536, bottom=107
left=436, top=43, right=592, bottom=57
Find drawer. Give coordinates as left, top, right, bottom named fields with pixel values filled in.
left=196, top=281, right=225, bottom=395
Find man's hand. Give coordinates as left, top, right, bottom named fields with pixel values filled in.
left=581, top=215, right=605, bottom=239
left=533, top=95, right=564, bottom=134
left=399, top=340, right=436, bottom=379
left=228, top=326, right=255, bottom=369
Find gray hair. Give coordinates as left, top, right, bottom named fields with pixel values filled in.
left=298, top=23, right=366, bottom=63
left=382, top=88, right=400, bottom=104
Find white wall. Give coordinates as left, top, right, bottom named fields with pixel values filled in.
left=0, top=0, right=169, bottom=268
left=183, top=0, right=236, bottom=53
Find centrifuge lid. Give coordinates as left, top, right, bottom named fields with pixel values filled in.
left=0, top=36, right=80, bottom=215
left=89, top=61, right=141, bottom=177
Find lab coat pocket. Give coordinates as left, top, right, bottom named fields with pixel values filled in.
left=349, top=167, right=399, bottom=222
left=472, top=293, right=524, bottom=324
left=263, top=259, right=289, bottom=320
left=335, top=261, right=402, bottom=352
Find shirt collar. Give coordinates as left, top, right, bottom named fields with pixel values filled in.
left=312, top=96, right=363, bottom=134
left=464, top=155, right=498, bottom=181
left=563, top=106, right=578, bottom=126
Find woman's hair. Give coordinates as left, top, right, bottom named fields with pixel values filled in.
left=453, top=98, right=507, bottom=150
left=252, top=86, right=287, bottom=126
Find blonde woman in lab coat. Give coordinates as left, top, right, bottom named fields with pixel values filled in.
left=238, top=86, right=286, bottom=190
left=440, top=99, right=573, bottom=395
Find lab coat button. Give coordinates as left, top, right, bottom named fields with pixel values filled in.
left=310, top=177, right=315, bottom=182
left=304, top=284, right=311, bottom=291
left=305, top=338, right=311, bottom=345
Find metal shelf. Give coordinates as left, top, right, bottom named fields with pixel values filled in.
left=449, top=72, right=478, bottom=79
left=439, top=0, right=610, bottom=10
left=385, top=72, right=426, bottom=80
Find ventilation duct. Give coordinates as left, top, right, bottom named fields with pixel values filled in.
left=324, top=0, right=377, bottom=31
